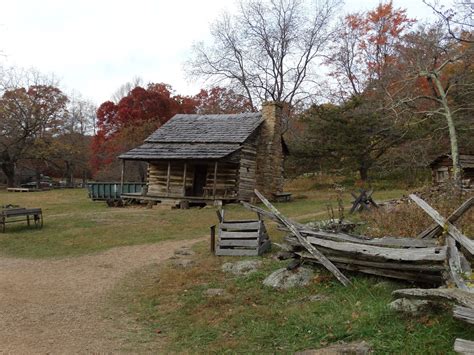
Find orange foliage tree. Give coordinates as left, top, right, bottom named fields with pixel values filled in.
left=302, top=1, right=415, bottom=181
left=328, top=0, right=414, bottom=99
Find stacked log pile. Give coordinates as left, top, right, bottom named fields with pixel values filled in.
left=244, top=192, right=473, bottom=285
left=284, top=231, right=444, bottom=284
left=244, top=191, right=473, bottom=353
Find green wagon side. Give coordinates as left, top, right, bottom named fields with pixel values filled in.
left=87, top=182, right=146, bottom=201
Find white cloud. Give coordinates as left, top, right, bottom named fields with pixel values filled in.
left=0, top=0, right=453, bottom=104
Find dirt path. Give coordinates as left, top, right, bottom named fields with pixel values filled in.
left=0, top=238, right=204, bottom=354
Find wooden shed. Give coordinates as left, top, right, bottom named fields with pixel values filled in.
left=429, top=153, right=474, bottom=185
left=119, top=102, right=287, bottom=205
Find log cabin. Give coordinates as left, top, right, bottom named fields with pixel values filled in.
left=429, top=153, right=474, bottom=186
left=119, top=101, right=288, bottom=205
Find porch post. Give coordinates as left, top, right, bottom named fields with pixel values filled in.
left=166, top=161, right=171, bottom=196
left=213, top=161, right=218, bottom=199
left=120, top=159, right=125, bottom=195
left=182, top=162, right=187, bottom=197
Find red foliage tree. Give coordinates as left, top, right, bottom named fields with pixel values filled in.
left=194, top=87, right=254, bottom=114
left=91, top=83, right=197, bottom=173
left=91, top=84, right=255, bottom=176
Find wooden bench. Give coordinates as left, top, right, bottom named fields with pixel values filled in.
left=7, top=187, right=37, bottom=192
left=0, top=207, right=43, bottom=232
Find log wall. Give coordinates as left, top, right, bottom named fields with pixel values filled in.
left=204, top=161, right=239, bottom=198
left=147, top=160, right=239, bottom=199
left=148, top=161, right=193, bottom=196
left=431, top=155, right=474, bottom=184
left=239, top=135, right=257, bottom=201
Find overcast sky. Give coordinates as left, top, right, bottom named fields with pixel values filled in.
left=0, top=0, right=453, bottom=105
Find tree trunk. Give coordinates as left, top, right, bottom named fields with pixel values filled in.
left=359, top=164, right=369, bottom=182
left=65, top=161, right=73, bottom=187
left=35, top=170, right=41, bottom=189
left=1, top=161, right=16, bottom=187
left=431, top=74, right=461, bottom=184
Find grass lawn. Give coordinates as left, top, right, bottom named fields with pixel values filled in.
left=2, top=183, right=470, bottom=353
left=111, top=242, right=472, bottom=353
left=0, top=185, right=404, bottom=258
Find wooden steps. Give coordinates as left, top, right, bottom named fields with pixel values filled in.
left=213, top=211, right=271, bottom=256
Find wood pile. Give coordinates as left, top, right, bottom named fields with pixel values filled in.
left=244, top=190, right=474, bottom=353
left=244, top=191, right=474, bottom=285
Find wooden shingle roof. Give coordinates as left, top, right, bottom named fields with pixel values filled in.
left=119, top=143, right=241, bottom=160
left=119, top=112, right=263, bottom=160
left=145, top=112, right=263, bottom=143
left=429, top=153, right=474, bottom=168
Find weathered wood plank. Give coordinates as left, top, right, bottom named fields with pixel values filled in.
left=220, top=221, right=261, bottom=230
left=454, top=338, right=474, bottom=354
left=409, top=194, right=474, bottom=256
left=299, top=253, right=440, bottom=282
left=418, top=197, right=473, bottom=239
left=294, top=229, right=437, bottom=248
left=166, top=161, right=171, bottom=196
left=335, top=263, right=441, bottom=283
left=305, top=236, right=446, bottom=262
left=254, top=189, right=351, bottom=286
left=295, top=250, right=445, bottom=273
left=447, top=237, right=472, bottom=292
left=453, top=306, right=474, bottom=325
left=219, top=231, right=260, bottom=239
left=392, top=288, right=474, bottom=308
left=212, top=161, right=218, bottom=198
left=182, top=162, right=187, bottom=195
left=219, top=239, right=259, bottom=247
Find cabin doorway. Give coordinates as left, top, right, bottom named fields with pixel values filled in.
left=192, top=164, right=208, bottom=196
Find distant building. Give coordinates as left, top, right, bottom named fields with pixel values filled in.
left=429, top=153, right=474, bottom=185
left=119, top=101, right=288, bottom=204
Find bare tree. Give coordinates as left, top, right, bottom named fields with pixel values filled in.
left=387, top=24, right=474, bottom=182
left=111, top=76, right=143, bottom=103
left=60, top=92, right=96, bottom=185
left=187, top=0, right=341, bottom=109
left=67, top=91, right=97, bottom=135
left=423, top=0, right=473, bottom=43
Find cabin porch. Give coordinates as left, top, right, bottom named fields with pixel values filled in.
left=120, top=159, right=240, bottom=205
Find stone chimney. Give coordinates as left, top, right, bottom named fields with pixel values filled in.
left=255, top=101, right=285, bottom=199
